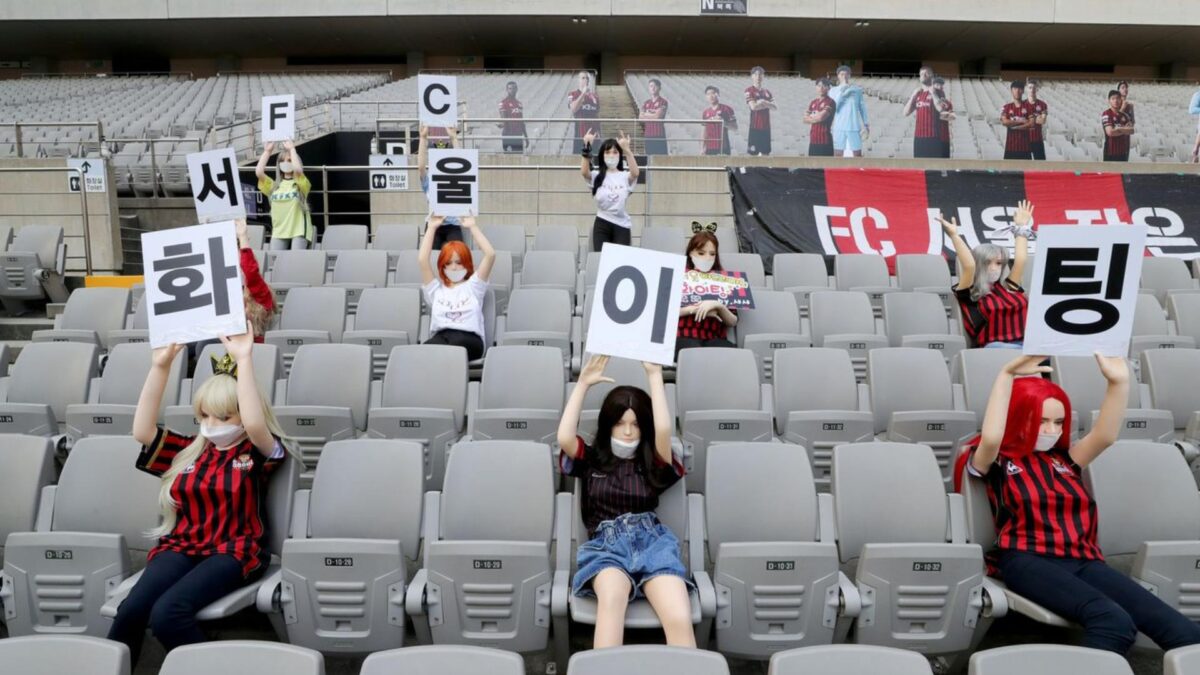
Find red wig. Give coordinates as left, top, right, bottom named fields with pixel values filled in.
left=437, top=241, right=474, bottom=286
left=954, top=376, right=1072, bottom=491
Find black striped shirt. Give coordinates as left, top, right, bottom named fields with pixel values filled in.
left=560, top=437, right=683, bottom=539
left=954, top=280, right=1028, bottom=347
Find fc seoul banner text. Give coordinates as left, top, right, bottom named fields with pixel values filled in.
left=729, top=167, right=1200, bottom=273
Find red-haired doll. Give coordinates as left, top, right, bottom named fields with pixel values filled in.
left=417, top=214, right=495, bottom=361
left=958, top=353, right=1200, bottom=654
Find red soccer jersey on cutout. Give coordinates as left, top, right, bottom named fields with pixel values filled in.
left=1027, top=99, right=1048, bottom=143
left=937, top=98, right=954, bottom=144
left=568, top=89, right=599, bottom=138
left=1101, top=108, right=1132, bottom=158
left=642, top=96, right=669, bottom=138
left=807, top=95, right=835, bottom=145
left=498, top=97, right=525, bottom=136
left=702, top=104, right=736, bottom=152
left=744, top=86, right=773, bottom=131
left=913, top=90, right=938, bottom=139
left=1001, top=101, right=1032, bottom=152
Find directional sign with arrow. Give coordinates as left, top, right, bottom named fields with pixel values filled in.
left=67, top=158, right=107, bottom=193
left=368, top=154, right=408, bottom=192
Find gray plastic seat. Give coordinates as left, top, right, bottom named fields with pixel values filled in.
left=1051, top=355, right=1173, bottom=441
left=0, top=436, right=160, bottom=637
left=808, top=291, right=888, bottom=381
left=1088, top=441, right=1200, bottom=623
left=567, top=646, right=729, bottom=675
left=372, top=224, right=420, bottom=273
left=343, top=287, right=421, bottom=378
left=831, top=442, right=999, bottom=661
left=0, top=341, right=98, bottom=436
left=1141, top=256, right=1199, bottom=306
left=519, top=250, right=577, bottom=306
left=367, top=344, right=468, bottom=490
left=268, top=250, right=328, bottom=303
left=497, top=288, right=573, bottom=364
left=0, top=635, right=131, bottom=675
left=703, top=443, right=855, bottom=657
left=407, top=440, right=559, bottom=653
left=967, top=645, right=1133, bottom=675
left=895, top=253, right=953, bottom=307
left=1141, top=349, right=1200, bottom=446
left=868, top=348, right=977, bottom=485
left=834, top=254, right=897, bottom=315
left=472, top=249, right=513, bottom=315
left=245, top=223, right=266, bottom=250
left=361, top=645, right=524, bottom=675
left=639, top=225, right=688, bottom=254
left=882, top=292, right=966, bottom=364
left=32, top=287, right=131, bottom=350
left=957, top=348, right=1029, bottom=423
left=480, top=224, right=526, bottom=273
left=164, top=343, right=282, bottom=435
left=273, top=343, right=372, bottom=483
left=0, top=225, right=68, bottom=314
left=1129, top=294, right=1195, bottom=367
left=768, top=644, right=935, bottom=675
left=735, top=289, right=811, bottom=381
left=389, top=249, right=427, bottom=289
left=771, top=253, right=830, bottom=318
left=107, top=294, right=149, bottom=346
left=329, top=249, right=388, bottom=310
left=159, top=641, right=324, bottom=675
left=721, top=252, right=767, bottom=289
left=319, top=223, right=370, bottom=271
left=571, top=354, right=677, bottom=440
left=264, top=287, right=348, bottom=374
left=676, top=347, right=772, bottom=491
left=0, top=435, right=55, bottom=568
left=466, top=345, right=564, bottom=446
left=65, top=342, right=186, bottom=440
left=261, top=439, right=424, bottom=654
left=772, top=348, right=873, bottom=488
left=532, top=225, right=580, bottom=259
left=1170, top=293, right=1200, bottom=343
left=1166, top=644, right=1200, bottom=675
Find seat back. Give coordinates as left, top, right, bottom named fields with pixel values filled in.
left=772, top=253, right=828, bottom=290
left=319, top=224, right=369, bottom=251
left=361, top=645, right=524, bottom=675
left=736, top=289, right=802, bottom=344
left=59, top=288, right=131, bottom=342
left=520, top=250, right=576, bottom=289
left=52, top=436, right=161, bottom=551
left=284, top=344, right=372, bottom=430
left=768, top=645, right=935, bottom=675
left=504, top=288, right=571, bottom=335
left=472, top=346, right=563, bottom=443
left=867, top=347, right=954, bottom=429
left=959, top=348, right=1026, bottom=421
left=835, top=254, right=890, bottom=290
left=159, top=641, right=324, bottom=675
left=1051, top=355, right=1139, bottom=428
left=772, top=347, right=859, bottom=426
left=567, top=646, right=730, bottom=675
left=882, top=292, right=950, bottom=346
left=277, top=287, right=347, bottom=341
left=354, top=287, right=420, bottom=333
left=531, top=225, right=579, bottom=256
left=390, top=250, right=426, bottom=286
left=809, top=291, right=876, bottom=345
left=441, top=440, right=554, bottom=542
left=193, top=343, right=281, bottom=403
left=0, top=434, right=55, bottom=562
left=480, top=224, right=527, bottom=260
left=371, top=223, right=419, bottom=251
left=2, top=342, right=98, bottom=434
left=968, top=645, right=1133, bottom=675
left=307, top=440, right=423, bottom=548
left=0, top=635, right=131, bottom=675
left=1087, top=441, right=1200, bottom=553
left=331, top=249, right=388, bottom=287
left=895, top=254, right=952, bottom=292
left=11, top=225, right=64, bottom=269
left=639, top=226, right=688, bottom=254
left=1169, top=293, right=1200, bottom=343
left=95, top=342, right=186, bottom=406
left=1141, top=256, right=1194, bottom=302
left=380, top=344, right=468, bottom=425
left=1141, top=349, right=1200, bottom=428
left=721, top=253, right=766, bottom=288
left=269, top=250, right=327, bottom=285
left=1133, top=293, right=1169, bottom=335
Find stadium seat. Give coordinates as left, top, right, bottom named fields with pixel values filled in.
left=107, top=294, right=149, bottom=346
left=676, top=348, right=773, bottom=491
left=567, top=646, right=729, bottom=675
left=701, top=442, right=858, bottom=657
left=407, top=440, right=560, bottom=653
left=0, top=435, right=55, bottom=569
left=519, top=250, right=577, bottom=306
left=808, top=291, right=888, bottom=381
left=342, top=287, right=422, bottom=378
left=497, top=287, right=574, bottom=365
left=0, top=225, right=69, bottom=314
left=1129, top=294, right=1194, bottom=367
left=1140, top=349, right=1200, bottom=461
left=957, top=348, right=1030, bottom=423
left=245, top=224, right=266, bottom=250
left=367, top=344, right=468, bottom=489
left=767, top=644, right=935, bottom=675
left=1169, top=293, right=1200, bottom=344
left=967, top=645, right=1133, bottom=675
left=272, top=343, right=372, bottom=483
left=465, top=345, right=564, bottom=445
left=268, top=250, right=328, bottom=303
left=721, top=252, right=767, bottom=288
left=64, top=342, right=186, bottom=440
left=868, top=348, right=976, bottom=485
left=164, top=343, right=282, bottom=435
left=1, top=436, right=159, bottom=637
left=360, top=645, right=525, bottom=675
left=0, top=341, right=98, bottom=437
left=772, top=348, right=874, bottom=489
left=388, top=249, right=429, bottom=289
left=639, top=225, right=688, bottom=254
left=318, top=223, right=370, bottom=271
left=159, top=641, right=323, bottom=675
left=771, top=253, right=830, bottom=318
left=570, top=354, right=677, bottom=442
left=259, top=439, right=424, bottom=653
left=734, top=289, right=811, bottom=382
left=1141, top=256, right=1199, bottom=306
left=832, top=442, right=1002, bottom=663
left=0, top=635, right=131, bottom=675
left=31, top=287, right=130, bottom=350
left=882, top=292, right=966, bottom=363
left=328, top=249, right=388, bottom=310
left=371, top=224, right=420, bottom=273
left=532, top=224, right=581, bottom=261
left=264, top=287, right=348, bottom=373
left=480, top=224, right=527, bottom=273
left=1166, top=644, right=1200, bottom=675
left=895, top=253, right=954, bottom=307
left=834, top=254, right=897, bottom=315
left=1051, top=355, right=1173, bottom=441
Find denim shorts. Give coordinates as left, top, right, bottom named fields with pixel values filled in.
left=572, top=512, right=692, bottom=600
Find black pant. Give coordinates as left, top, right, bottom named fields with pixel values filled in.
left=644, top=137, right=668, bottom=156
left=1030, top=141, right=1046, bottom=160
left=431, top=223, right=464, bottom=250
left=997, top=550, right=1200, bottom=653
left=425, top=328, right=484, bottom=361
left=914, top=137, right=942, bottom=158
left=503, top=137, right=525, bottom=153
left=808, top=142, right=833, bottom=157
left=1004, top=149, right=1033, bottom=160
left=675, top=336, right=733, bottom=360
left=1104, top=153, right=1129, bottom=162
left=107, top=551, right=248, bottom=664
left=591, top=217, right=632, bottom=252
left=748, top=128, right=772, bottom=155
left=939, top=139, right=951, bottom=158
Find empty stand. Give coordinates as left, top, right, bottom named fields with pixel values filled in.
left=465, top=345, right=564, bottom=446
left=31, top=287, right=130, bottom=350
left=342, top=287, right=422, bottom=378
left=328, top=249, right=388, bottom=310
left=0, top=225, right=68, bottom=314
left=64, top=342, right=186, bottom=440
left=498, top=287, right=574, bottom=365
left=0, top=435, right=55, bottom=567
left=264, top=286, right=348, bottom=373
left=734, top=289, right=811, bottom=382
left=808, top=291, right=888, bottom=380
left=0, top=635, right=131, bottom=675
left=882, top=292, right=966, bottom=363
left=0, top=341, right=98, bottom=437
left=1051, top=355, right=1173, bottom=442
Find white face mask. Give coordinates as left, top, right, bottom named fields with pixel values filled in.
left=1034, top=433, right=1059, bottom=452
left=690, top=255, right=715, bottom=273
left=987, top=268, right=1002, bottom=284
left=603, top=155, right=620, bottom=169
left=445, top=268, right=468, bottom=283
left=610, top=436, right=640, bottom=459
left=201, top=422, right=246, bottom=449
left=278, top=161, right=294, bottom=174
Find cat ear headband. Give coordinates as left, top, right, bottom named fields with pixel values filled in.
left=690, top=221, right=718, bottom=234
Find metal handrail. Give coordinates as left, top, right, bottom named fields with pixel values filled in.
left=0, top=166, right=92, bottom=274
left=367, top=116, right=727, bottom=152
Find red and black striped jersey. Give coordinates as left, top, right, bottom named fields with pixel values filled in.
left=568, top=90, right=600, bottom=138
left=1027, top=100, right=1048, bottom=142
left=807, top=95, right=835, bottom=145
left=1101, top=108, right=1132, bottom=158
left=1001, top=102, right=1032, bottom=152
left=913, top=90, right=938, bottom=139
left=561, top=437, right=683, bottom=539
left=642, top=96, right=669, bottom=138
left=954, top=280, right=1028, bottom=347
left=702, top=104, right=736, bottom=152
left=937, top=98, right=954, bottom=143
left=498, top=97, right=525, bottom=136
left=744, top=86, right=773, bottom=131
left=137, top=426, right=283, bottom=577
left=969, top=448, right=1103, bottom=574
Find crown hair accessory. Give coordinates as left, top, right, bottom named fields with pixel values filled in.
left=210, top=353, right=239, bottom=378
left=690, top=221, right=718, bottom=234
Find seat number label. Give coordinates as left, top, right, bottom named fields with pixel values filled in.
left=766, top=560, right=795, bottom=571
left=324, top=557, right=354, bottom=567
left=45, top=550, right=73, bottom=560
left=473, top=560, right=503, bottom=570
left=913, top=562, right=942, bottom=572
left=718, top=422, right=740, bottom=430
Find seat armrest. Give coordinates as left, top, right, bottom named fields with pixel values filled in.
left=289, top=490, right=311, bottom=538
left=759, top=384, right=773, bottom=416
left=197, top=574, right=269, bottom=620
left=369, top=380, right=383, bottom=410
left=551, top=569, right=570, bottom=618
left=952, top=383, right=966, bottom=411
left=420, top=491, right=441, bottom=568
left=817, top=492, right=837, bottom=544
left=274, top=379, right=288, bottom=406
left=692, top=569, right=717, bottom=617
left=1001, top=580, right=1073, bottom=626
left=405, top=567, right=429, bottom=618
left=494, top=316, right=507, bottom=344
left=981, top=576, right=1009, bottom=618
left=837, top=570, right=862, bottom=617
left=687, top=493, right=707, bottom=573
left=946, top=493, right=967, bottom=544
left=466, top=382, right=480, bottom=435
left=101, top=569, right=145, bottom=618
left=857, top=383, right=871, bottom=412
left=256, top=569, right=283, bottom=613
left=553, top=492, right=573, bottom=573
left=34, top=485, right=56, bottom=531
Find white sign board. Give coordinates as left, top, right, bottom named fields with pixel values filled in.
left=585, top=244, right=686, bottom=365
left=384, top=141, right=408, bottom=155
left=261, top=94, right=296, bottom=142
left=418, top=74, right=457, bottom=127
left=1023, top=225, right=1147, bottom=357
left=187, top=148, right=247, bottom=223
left=426, top=148, right=479, bottom=217
left=369, top=154, right=409, bottom=191
left=142, top=221, right=247, bottom=348
left=66, top=158, right=106, bottom=193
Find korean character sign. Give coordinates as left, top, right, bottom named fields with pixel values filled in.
left=186, top=148, right=247, bottom=224
left=585, top=244, right=686, bottom=366
left=680, top=270, right=756, bottom=309
left=142, top=222, right=246, bottom=348
left=1023, top=225, right=1147, bottom=357
left=426, top=148, right=479, bottom=217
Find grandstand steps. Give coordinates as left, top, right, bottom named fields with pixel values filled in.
left=596, top=85, right=640, bottom=151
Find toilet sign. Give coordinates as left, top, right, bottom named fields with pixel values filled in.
left=261, top=94, right=295, bottom=142
left=1023, top=225, right=1147, bottom=357
left=66, top=158, right=106, bottom=193
left=586, top=244, right=686, bottom=365
left=419, top=75, right=457, bottom=127
left=369, top=154, right=409, bottom=191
